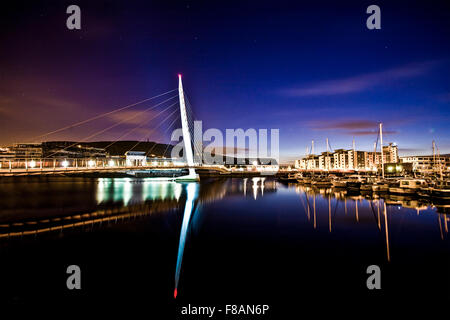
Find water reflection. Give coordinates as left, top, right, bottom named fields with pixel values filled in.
left=1, top=177, right=449, bottom=296
left=293, top=183, right=449, bottom=261
left=96, top=178, right=184, bottom=205
left=1, top=178, right=448, bottom=306
left=174, top=183, right=199, bottom=298
left=96, top=179, right=202, bottom=299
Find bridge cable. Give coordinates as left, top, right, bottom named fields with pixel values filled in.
left=160, top=116, right=182, bottom=158
left=127, top=103, right=180, bottom=154
left=28, top=88, right=178, bottom=143
left=144, top=111, right=181, bottom=157
left=45, top=94, right=178, bottom=158
left=102, top=100, right=180, bottom=151
left=184, top=94, right=203, bottom=162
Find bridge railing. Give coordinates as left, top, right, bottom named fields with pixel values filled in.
left=0, top=157, right=191, bottom=173
left=0, top=158, right=281, bottom=175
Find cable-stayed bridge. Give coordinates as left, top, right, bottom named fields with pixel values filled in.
left=0, top=75, right=227, bottom=179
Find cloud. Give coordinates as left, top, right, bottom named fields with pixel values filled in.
left=106, top=110, right=160, bottom=126
left=281, top=61, right=437, bottom=97
left=32, top=96, right=81, bottom=110
left=308, top=119, right=398, bottom=136
left=345, top=130, right=398, bottom=136
left=311, top=120, right=377, bottom=130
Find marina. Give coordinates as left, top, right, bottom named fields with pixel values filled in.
left=279, top=170, right=450, bottom=204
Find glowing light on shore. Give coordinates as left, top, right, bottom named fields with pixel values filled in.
left=29, top=160, right=36, bottom=168
left=62, top=160, right=69, bottom=168
left=108, top=160, right=115, bottom=167
left=88, top=160, right=95, bottom=167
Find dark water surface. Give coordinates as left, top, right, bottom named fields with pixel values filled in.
left=0, top=177, right=448, bottom=316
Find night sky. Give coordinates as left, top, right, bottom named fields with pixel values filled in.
left=1, top=0, right=449, bottom=162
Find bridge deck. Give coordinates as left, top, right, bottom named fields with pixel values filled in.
left=0, top=165, right=232, bottom=176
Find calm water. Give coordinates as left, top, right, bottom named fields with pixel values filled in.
left=0, top=177, right=448, bottom=315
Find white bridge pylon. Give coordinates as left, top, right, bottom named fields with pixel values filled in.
left=177, top=74, right=200, bottom=181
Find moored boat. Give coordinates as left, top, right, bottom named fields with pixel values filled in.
left=346, top=175, right=366, bottom=192
left=332, top=179, right=347, bottom=188
left=311, top=178, right=332, bottom=187
left=389, top=179, right=427, bottom=196
left=372, top=182, right=389, bottom=193
left=360, top=177, right=377, bottom=192
left=279, top=173, right=299, bottom=182
left=360, top=183, right=373, bottom=192
left=429, top=180, right=450, bottom=200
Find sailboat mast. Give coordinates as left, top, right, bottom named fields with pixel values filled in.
left=435, top=141, right=444, bottom=180
left=432, top=140, right=436, bottom=176
left=380, top=123, right=385, bottom=179
left=373, top=142, right=377, bottom=171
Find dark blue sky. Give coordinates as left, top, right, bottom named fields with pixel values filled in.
left=1, top=0, right=449, bottom=161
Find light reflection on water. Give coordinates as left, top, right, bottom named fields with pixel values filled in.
left=91, top=178, right=446, bottom=299
left=0, top=177, right=449, bottom=304
left=96, top=178, right=184, bottom=205
left=173, top=183, right=198, bottom=298
left=94, top=177, right=449, bottom=220
left=168, top=178, right=449, bottom=299
left=2, top=177, right=447, bottom=246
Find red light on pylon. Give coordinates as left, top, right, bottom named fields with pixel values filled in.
left=174, top=288, right=178, bottom=299
left=178, top=74, right=182, bottom=78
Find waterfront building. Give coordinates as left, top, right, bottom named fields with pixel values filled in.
left=400, top=155, right=450, bottom=173
left=366, top=151, right=381, bottom=169
left=294, top=159, right=303, bottom=169
left=319, top=152, right=334, bottom=170
left=383, top=143, right=399, bottom=163
left=125, top=151, right=147, bottom=166
left=354, top=150, right=369, bottom=170
left=333, top=149, right=350, bottom=170
left=0, top=147, right=15, bottom=159
left=294, top=154, right=319, bottom=170
left=384, top=162, right=413, bottom=175
left=306, top=155, right=319, bottom=170
left=8, top=143, right=43, bottom=159
left=42, top=142, right=107, bottom=158
left=295, top=142, right=399, bottom=172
